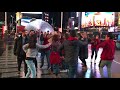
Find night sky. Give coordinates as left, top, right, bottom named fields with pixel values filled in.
left=0, top=12, right=16, bottom=23
left=49, top=12, right=70, bottom=28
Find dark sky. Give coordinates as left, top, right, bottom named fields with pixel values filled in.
left=0, top=12, right=16, bottom=23
left=49, top=12, right=70, bottom=28
left=49, top=12, right=61, bottom=27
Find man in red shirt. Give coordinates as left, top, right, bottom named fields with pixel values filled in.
left=96, top=32, right=115, bottom=78
left=40, top=34, right=51, bottom=69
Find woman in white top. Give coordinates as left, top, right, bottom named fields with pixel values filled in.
left=23, top=30, right=52, bottom=78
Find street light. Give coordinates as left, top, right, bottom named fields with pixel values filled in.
left=78, top=12, right=82, bottom=30
left=61, top=12, right=63, bottom=32
left=11, top=15, right=14, bottom=30
left=51, top=18, right=53, bottom=26
left=5, top=12, right=7, bottom=31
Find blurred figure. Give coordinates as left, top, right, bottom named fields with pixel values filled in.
left=28, top=30, right=38, bottom=69
left=91, top=35, right=100, bottom=63
left=40, top=31, right=44, bottom=45
left=49, top=34, right=61, bottom=78
left=40, top=34, right=51, bottom=69
left=97, top=33, right=115, bottom=78
left=23, top=30, right=52, bottom=78
left=60, top=33, right=70, bottom=72
left=14, top=33, right=19, bottom=40
left=59, top=30, right=82, bottom=78
left=47, top=31, right=49, bottom=35
left=79, top=32, right=88, bottom=70
left=14, top=30, right=29, bottom=76
left=44, top=32, right=47, bottom=37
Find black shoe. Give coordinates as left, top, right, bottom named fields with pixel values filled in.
left=82, top=66, right=87, bottom=71
left=40, top=65, right=43, bottom=68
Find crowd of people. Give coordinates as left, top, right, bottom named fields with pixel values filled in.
left=13, top=29, right=116, bottom=78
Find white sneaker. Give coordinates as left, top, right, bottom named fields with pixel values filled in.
left=60, top=69, right=68, bottom=73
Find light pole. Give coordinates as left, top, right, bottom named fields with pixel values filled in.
left=78, top=12, right=82, bottom=31
left=11, top=15, right=14, bottom=30
left=61, top=12, right=63, bottom=32
left=5, top=12, right=7, bottom=31
left=51, top=18, right=53, bottom=26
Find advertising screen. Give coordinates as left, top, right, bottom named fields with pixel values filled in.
left=108, top=27, right=115, bottom=32
left=21, top=18, right=32, bottom=26
left=81, top=12, right=115, bottom=28
left=118, top=12, right=120, bottom=26
left=118, top=35, right=120, bottom=41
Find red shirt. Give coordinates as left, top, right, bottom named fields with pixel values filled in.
left=43, top=37, right=51, bottom=51
left=91, top=38, right=100, bottom=49
left=96, top=39, right=115, bottom=61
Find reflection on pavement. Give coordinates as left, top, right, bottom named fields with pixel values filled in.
left=0, top=40, right=120, bottom=78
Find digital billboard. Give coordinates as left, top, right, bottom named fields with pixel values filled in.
left=81, top=12, right=115, bottom=28
left=21, top=18, right=32, bottom=26
left=118, top=12, right=120, bottom=26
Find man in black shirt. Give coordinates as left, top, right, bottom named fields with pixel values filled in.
left=14, top=30, right=29, bottom=76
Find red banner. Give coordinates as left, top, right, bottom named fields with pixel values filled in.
left=17, top=26, right=25, bottom=32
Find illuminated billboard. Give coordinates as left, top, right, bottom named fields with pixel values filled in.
left=81, top=12, right=115, bottom=28
left=21, top=18, right=32, bottom=26
left=21, top=12, right=42, bottom=14
left=118, top=12, right=120, bottom=26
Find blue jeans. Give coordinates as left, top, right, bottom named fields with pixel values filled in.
left=51, top=64, right=60, bottom=76
left=67, top=61, right=78, bottom=78
left=61, top=60, right=68, bottom=70
left=40, top=50, right=51, bottom=68
left=25, top=60, right=36, bottom=78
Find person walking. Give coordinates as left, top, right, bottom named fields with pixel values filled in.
left=96, top=32, right=115, bottom=78
left=40, top=34, right=51, bottom=69
left=79, top=32, right=88, bottom=70
left=49, top=34, right=61, bottom=78
left=59, top=30, right=83, bottom=78
left=14, top=30, right=29, bottom=76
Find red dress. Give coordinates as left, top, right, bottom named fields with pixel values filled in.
left=50, top=41, right=61, bottom=64
left=50, top=51, right=61, bottom=64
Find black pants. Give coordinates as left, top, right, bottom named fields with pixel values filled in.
left=17, top=56, right=27, bottom=75
left=91, top=48, right=98, bottom=60
left=80, top=58, right=87, bottom=67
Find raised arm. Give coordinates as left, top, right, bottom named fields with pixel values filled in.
left=96, top=41, right=107, bottom=49
left=36, top=43, right=51, bottom=49
left=23, top=44, right=29, bottom=53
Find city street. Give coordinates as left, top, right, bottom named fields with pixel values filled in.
left=0, top=38, right=120, bottom=78
left=0, top=12, right=120, bottom=78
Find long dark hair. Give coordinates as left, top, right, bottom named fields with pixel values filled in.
left=28, top=30, right=37, bottom=49
left=52, top=34, right=59, bottom=42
